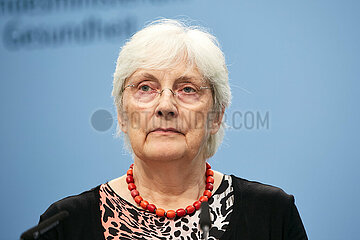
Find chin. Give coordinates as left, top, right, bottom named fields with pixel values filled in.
left=143, top=140, right=187, bottom=161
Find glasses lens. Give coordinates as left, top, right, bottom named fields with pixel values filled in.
left=176, top=91, right=201, bottom=104
left=129, top=82, right=158, bottom=104
left=133, top=91, right=157, bottom=103
left=127, top=82, right=210, bottom=107
left=175, top=83, right=210, bottom=106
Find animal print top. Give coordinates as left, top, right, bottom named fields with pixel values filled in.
left=99, top=175, right=234, bottom=240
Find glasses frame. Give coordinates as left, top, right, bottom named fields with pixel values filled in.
left=122, top=82, right=212, bottom=106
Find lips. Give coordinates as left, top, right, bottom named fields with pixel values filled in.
left=150, top=128, right=183, bottom=135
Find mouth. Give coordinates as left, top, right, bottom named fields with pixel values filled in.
left=150, top=128, right=183, bottom=135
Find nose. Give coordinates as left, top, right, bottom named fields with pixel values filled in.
left=155, top=88, right=178, bottom=119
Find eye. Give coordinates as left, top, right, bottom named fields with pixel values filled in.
left=140, top=85, right=151, bottom=92
left=182, top=86, right=196, bottom=93
left=136, top=80, right=159, bottom=93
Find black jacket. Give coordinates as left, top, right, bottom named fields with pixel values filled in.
left=39, top=175, right=308, bottom=240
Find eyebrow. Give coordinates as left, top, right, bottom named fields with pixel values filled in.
left=136, top=73, right=203, bottom=84
left=140, top=73, right=158, bottom=81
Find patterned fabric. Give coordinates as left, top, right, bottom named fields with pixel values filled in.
left=99, top=175, right=234, bottom=240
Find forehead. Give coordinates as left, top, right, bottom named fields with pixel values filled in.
left=129, top=64, right=205, bottom=84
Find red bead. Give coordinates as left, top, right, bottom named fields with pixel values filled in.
left=140, top=200, right=149, bottom=209
left=156, top=208, right=165, bottom=217
left=206, top=162, right=211, bottom=169
left=206, top=169, right=214, bottom=176
left=199, top=196, right=208, bottom=202
left=186, top=205, right=195, bottom=214
left=147, top=204, right=156, bottom=213
left=166, top=210, right=176, bottom=219
left=206, top=176, right=214, bottom=184
left=134, top=196, right=143, bottom=204
left=203, top=190, right=212, bottom=198
left=193, top=200, right=202, bottom=210
left=130, top=189, right=139, bottom=198
left=176, top=208, right=186, bottom=217
left=206, top=183, right=214, bottom=191
left=125, top=162, right=216, bottom=219
left=128, top=183, right=136, bottom=191
left=126, top=175, right=134, bottom=184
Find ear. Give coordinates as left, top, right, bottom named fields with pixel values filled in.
left=209, top=107, right=225, bottom=135
left=117, top=110, right=128, bottom=134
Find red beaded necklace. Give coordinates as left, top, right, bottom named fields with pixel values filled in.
left=126, top=162, right=215, bottom=219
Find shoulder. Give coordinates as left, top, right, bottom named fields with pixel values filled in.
left=40, top=185, right=101, bottom=221
left=39, top=185, right=104, bottom=239
left=225, top=175, right=308, bottom=239
left=230, top=175, right=294, bottom=211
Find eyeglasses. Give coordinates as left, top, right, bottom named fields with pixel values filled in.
left=123, top=80, right=212, bottom=107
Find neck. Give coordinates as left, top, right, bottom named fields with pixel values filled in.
left=132, top=155, right=207, bottom=210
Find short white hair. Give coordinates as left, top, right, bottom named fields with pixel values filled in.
left=111, top=19, right=231, bottom=159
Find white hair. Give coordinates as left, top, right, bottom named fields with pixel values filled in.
left=111, top=19, right=231, bottom=159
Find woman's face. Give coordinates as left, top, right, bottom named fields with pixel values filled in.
left=118, top=62, right=221, bottom=163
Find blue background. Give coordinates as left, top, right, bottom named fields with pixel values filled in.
left=1, top=0, right=359, bottom=239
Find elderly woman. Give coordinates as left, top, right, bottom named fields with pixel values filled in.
left=36, top=19, right=307, bottom=240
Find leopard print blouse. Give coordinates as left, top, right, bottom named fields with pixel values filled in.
left=99, top=175, right=234, bottom=240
